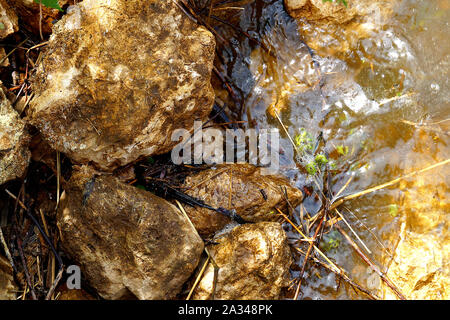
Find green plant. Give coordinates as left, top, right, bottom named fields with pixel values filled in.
left=33, top=0, right=63, bottom=11
left=294, top=128, right=314, bottom=154
left=388, top=204, right=399, bottom=217
left=336, top=145, right=349, bottom=156
left=323, top=0, right=348, bottom=7
left=306, top=162, right=317, bottom=175
left=320, top=230, right=342, bottom=252
left=315, top=154, right=328, bottom=166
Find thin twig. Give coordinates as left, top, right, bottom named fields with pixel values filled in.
left=335, top=223, right=406, bottom=300
left=331, top=159, right=450, bottom=210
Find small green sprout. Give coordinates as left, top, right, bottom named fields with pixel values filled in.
left=336, top=145, right=349, bottom=156
left=0, top=23, right=5, bottom=30
left=306, top=162, right=317, bottom=175
left=323, top=0, right=348, bottom=7
left=315, top=154, right=328, bottom=167
left=320, top=230, right=342, bottom=252
left=388, top=204, right=399, bottom=217
left=294, top=128, right=314, bottom=154
left=136, top=185, right=146, bottom=191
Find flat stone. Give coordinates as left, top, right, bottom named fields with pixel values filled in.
left=29, top=0, right=215, bottom=171
left=0, top=255, right=16, bottom=300
left=0, top=84, right=30, bottom=185
left=182, top=164, right=303, bottom=237
left=193, top=222, right=292, bottom=300
left=57, top=165, right=204, bottom=299
left=0, top=0, right=18, bottom=39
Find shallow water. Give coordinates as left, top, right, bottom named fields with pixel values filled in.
left=212, top=0, right=449, bottom=299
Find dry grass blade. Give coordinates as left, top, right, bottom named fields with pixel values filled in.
left=294, top=212, right=325, bottom=300
left=186, top=255, right=210, bottom=300
left=294, top=247, right=379, bottom=300
left=335, top=224, right=406, bottom=300
left=273, top=110, right=302, bottom=158
left=331, top=159, right=450, bottom=210
left=334, top=209, right=371, bottom=254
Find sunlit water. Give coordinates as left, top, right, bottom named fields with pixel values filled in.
left=212, top=0, right=449, bottom=299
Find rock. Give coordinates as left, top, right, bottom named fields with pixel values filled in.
left=285, top=0, right=357, bottom=23
left=382, top=229, right=449, bottom=300
left=0, top=255, right=17, bottom=300
left=193, top=222, right=292, bottom=300
left=284, top=0, right=397, bottom=56
left=0, top=47, right=9, bottom=66
left=0, top=0, right=18, bottom=39
left=381, top=173, right=450, bottom=300
left=57, top=165, right=204, bottom=300
left=0, top=84, right=30, bottom=185
left=6, top=0, right=70, bottom=36
left=182, top=164, right=303, bottom=237
left=57, top=285, right=96, bottom=300
left=29, top=0, right=216, bottom=171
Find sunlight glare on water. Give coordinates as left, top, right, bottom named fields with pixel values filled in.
left=213, top=0, right=449, bottom=299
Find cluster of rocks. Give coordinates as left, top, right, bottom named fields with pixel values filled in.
left=1, top=0, right=301, bottom=300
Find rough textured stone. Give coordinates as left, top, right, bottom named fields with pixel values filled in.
left=57, top=166, right=204, bottom=300
left=284, top=0, right=397, bottom=56
left=0, top=84, right=30, bottom=185
left=58, top=287, right=96, bottom=300
left=285, top=0, right=371, bottom=23
left=0, top=47, right=9, bottom=67
left=193, top=222, right=292, bottom=300
left=182, top=164, right=303, bottom=237
left=380, top=173, right=450, bottom=300
left=29, top=0, right=216, bottom=171
left=382, top=229, right=449, bottom=300
left=0, top=255, right=16, bottom=300
left=0, top=0, right=18, bottom=39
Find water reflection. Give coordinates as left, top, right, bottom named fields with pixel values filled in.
left=212, top=0, right=449, bottom=299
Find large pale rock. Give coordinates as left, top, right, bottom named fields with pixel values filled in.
left=57, top=166, right=204, bottom=300
left=0, top=0, right=18, bottom=39
left=193, top=222, right=292, bottom=300
left=182, top=164, right=303, bottom=237
left=0, top=85, right=30, bottom=185
left=0, top=255, right=16, bottom=300
left=30, top=0, right=215, bottom=171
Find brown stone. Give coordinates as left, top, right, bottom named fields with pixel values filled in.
left=0, top=84, right=30, bottom=185
left=182, top=164, right=303, bottom=237
left=0, top=0, right=18, bottom=39
left=0, top=255, right=16, bottom=300
left=57, top=165, right=204, bottom=299
left=29, top=0, right=215, bottom=171
left=284, top=0, right=398, bottom=56
left=193, top=222, right=292, bottom=300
